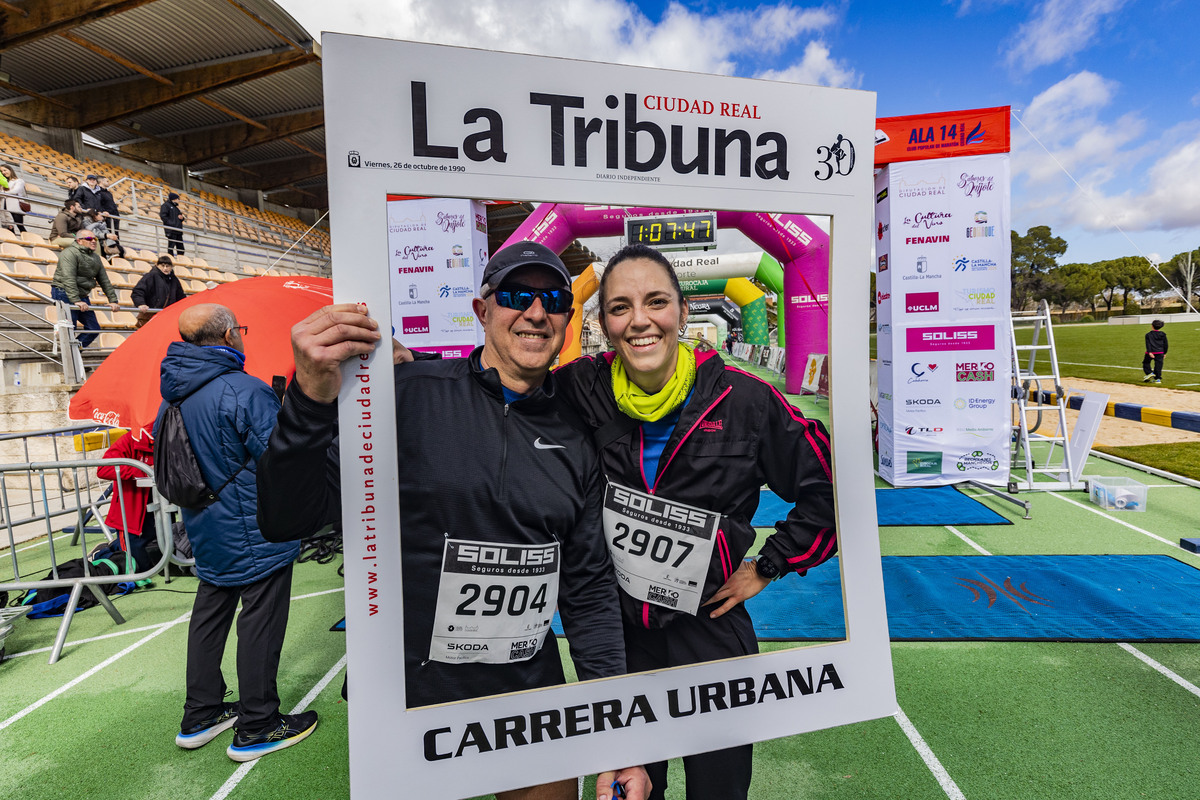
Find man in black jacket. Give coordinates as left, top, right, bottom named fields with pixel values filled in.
left=131, top=256, right=186, bottom=328
left=257, top=242, right=648, bottom=800
left=64, top=176, right=84, bottom=207
left=97, top=176, right=121, bottom=233
left=77, top=174, right=103, bottom=212
left=159, top=192, right=185, bottom=256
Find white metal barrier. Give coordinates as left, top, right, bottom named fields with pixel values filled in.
left=0, top=456, right=178, bottom=664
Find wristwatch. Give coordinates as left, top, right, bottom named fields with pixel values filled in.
left=754, top=553, right=782, bottom=581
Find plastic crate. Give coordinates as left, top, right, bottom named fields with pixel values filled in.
left=1087, top=476, right=1147, bottom=512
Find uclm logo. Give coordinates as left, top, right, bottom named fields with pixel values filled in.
left=905, top=291, right=938, bottom=313
left=906, top=325, right=995, bottom=352
left=401, top=316, right=430, bottom=335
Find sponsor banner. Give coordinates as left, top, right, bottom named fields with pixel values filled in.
left=876, top=153, right=1010, bottom=486
left=905, top=450, right=943, bottom=475
left=801, top=353, right=829, bottom=398
left=387, top=197, right=488, bottom=356
left=906, top=324, right=995, bottom=352
left=905, top=291, right=938, bottom=314
left=874, top=106, right=1010, bottom=166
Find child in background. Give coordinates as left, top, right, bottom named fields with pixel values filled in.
left=1142, top=319, right=1168, bottom=384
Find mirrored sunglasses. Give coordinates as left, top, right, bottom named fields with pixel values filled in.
left=493, top=284, right=573, bottom=314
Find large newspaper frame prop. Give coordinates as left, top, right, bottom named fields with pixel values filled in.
left=324, top=34, right=894, bottom=799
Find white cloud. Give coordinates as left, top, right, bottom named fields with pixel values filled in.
left=755, top=41, right=859, bottom=89
left=1004, top=0, right=1128, bottom=72
left=1013, top=71, right=1200, bottom=240
left=282, top=0, right=840, bottom=76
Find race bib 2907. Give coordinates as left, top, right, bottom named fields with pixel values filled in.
left=602, top=483, right=720, bottom=615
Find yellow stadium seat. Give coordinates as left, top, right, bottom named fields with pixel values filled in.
left=0, top=227, right=20, bottom=244
left=1, top=242, right=29, bottom=260
left=19, top=231, right=48, bottom=247
left=31, top=247, right=58, bottom=265
left=12, top=261, right=47, bottom=279
left=0, top=279, right=30, bottom=299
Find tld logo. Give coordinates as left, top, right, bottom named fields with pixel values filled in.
left=905, top=291, right=938, bottom=313
left=904, top=426, right=944, bottom=435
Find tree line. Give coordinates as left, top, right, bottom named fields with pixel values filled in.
left=1012, top=226, right=1198, bottom=315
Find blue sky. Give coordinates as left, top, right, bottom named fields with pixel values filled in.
left=278, top=0, right=1199, bottom=266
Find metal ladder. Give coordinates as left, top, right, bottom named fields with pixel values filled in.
left=1008, top=300, right=1082, bottom=491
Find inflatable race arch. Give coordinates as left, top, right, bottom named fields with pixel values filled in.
left=501, top=204, right=828, bottom=391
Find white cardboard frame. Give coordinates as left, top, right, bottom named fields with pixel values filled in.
left=323, top=34, right=893, bottom=799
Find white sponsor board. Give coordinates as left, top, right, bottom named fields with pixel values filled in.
left=387, top=197, right=488, bottom=358
left=324, top=34, right=891, bottom=799
left=876, top=154, right=1011, bottom=486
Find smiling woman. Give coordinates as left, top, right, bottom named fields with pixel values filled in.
left=552, top=240, right=837, bottom=800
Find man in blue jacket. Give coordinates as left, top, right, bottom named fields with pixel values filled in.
left=155, top=302, right=316, bottom=762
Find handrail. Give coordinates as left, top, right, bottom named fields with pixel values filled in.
left=264, top=210, right=329, bottom=274
left=0, top=154, right=327, bottom=271
left=108, top=175, right=327, bottom=258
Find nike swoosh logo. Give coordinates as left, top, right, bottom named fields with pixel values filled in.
left=534, top=438, right=566, bottom=450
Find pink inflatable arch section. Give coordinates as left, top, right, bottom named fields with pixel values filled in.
left=504, top=204, right=828, bottom=393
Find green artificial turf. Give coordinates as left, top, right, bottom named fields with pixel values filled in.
left=1013, top=320, right=1200, bottom=388
left=1093, top=442, right=1200, bottom=481
left=872, top=318, right=1200, bottom=389
left=8, top=356, right=1200, bottom=799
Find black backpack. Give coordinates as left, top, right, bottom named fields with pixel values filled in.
left=153, top=390, right=245, bottom=509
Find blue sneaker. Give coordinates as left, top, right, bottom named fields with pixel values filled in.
left=226, top=711, right=318, bottom=762
left=176, top=702, right=238, bottom=749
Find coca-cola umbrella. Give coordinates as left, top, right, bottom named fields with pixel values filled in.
left=69, top=276, right=334, bottom=439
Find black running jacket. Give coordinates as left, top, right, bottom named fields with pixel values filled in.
left=257, top=348, right=625, bottom=706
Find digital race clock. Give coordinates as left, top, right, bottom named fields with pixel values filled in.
left=624, top=212, right=717, bottom=252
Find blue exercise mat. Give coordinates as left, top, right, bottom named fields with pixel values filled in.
left=752, top=485, right=1010, bottom=528
left=744, top=554, right=1200, bottom=641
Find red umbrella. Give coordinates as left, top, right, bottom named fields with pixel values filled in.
left=69, top=275, right=333, bottom=439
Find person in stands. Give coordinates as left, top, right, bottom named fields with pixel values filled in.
left=1, top=164, right=29, bottom=233
left=160, top=192, right=186, bottom=256
left=50, top=229, right=120, bottom=348
left=131, top=256, right=187, bottom=328
left=49, top=199, right=84, bottom=247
